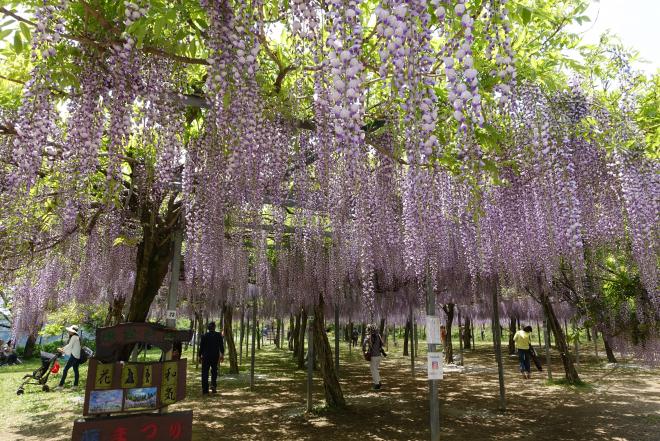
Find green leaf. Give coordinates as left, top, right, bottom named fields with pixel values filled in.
left=12, top=31, right=22, bottom=53
left=19, top=22, right=31, bottom=41
left=521, top=7, right=532, bottom=25
left=0, top=29, right=12, bottom=40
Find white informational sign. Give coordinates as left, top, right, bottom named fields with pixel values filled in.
left=166, top=310, right=177, bottom=320
left=426, top=315, right=442, bottom=344
left=427, top=352, right=443, bottom=380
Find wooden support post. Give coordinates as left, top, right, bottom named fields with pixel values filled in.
left=250, top=297, right=257, bottom=391
left=457, top=307, right=464, bottom=366
left=573, top=322, right=580, bottom=365
left=409, top=303, right=415, bottom=376
left=239, top=306, right=244, bottom=365
left=491, top=281, right=506, bottom=411
left=334, top=306, right=340, bottom=375
left=306, top=316, right=314, bottom=412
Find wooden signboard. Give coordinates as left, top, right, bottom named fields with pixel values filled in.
left=74, top=323, right=193, bottom=441
left=72, top=410, right=193, bottom=441
left=95, top=323, right=192, bottom=363
left=83, top=359, right=187, bottom=416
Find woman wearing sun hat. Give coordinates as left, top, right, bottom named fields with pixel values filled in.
left=56, top=325, right=81, bottom=389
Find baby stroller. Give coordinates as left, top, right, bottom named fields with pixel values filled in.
left=16, top=351, right=61, bottom=395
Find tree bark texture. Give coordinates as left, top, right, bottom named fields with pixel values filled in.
left=23, top=332, right=37, bottom=358
left=126, top=198, right=180, bottom=322
left=403, top=320, right=411, bottom=356
left=292, top=313, right=301, bottom=356
left=603, top=334, right=618, bottom=363
left=239, top=307, right=245, bottom=365
left=508, top=316, right=517, bottom=355
left=288, top=315, right=295, bottom=350
left=442, top=303, right=455, bottom=364
left=105, top=296, right=126, bottom=326
left=297, top=309, right=308, bottom=370
left=463, top=316, right=472, bottom=349
left=541, top=293, right=581, bottom=383
left=275, top=319, right=281, bottom=348
left=222, top=303, right=239, bottom=374
left=312, top=296, right=346, bottom=408
left=256, top=320, right=261, bottom=350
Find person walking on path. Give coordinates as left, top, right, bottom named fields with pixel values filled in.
left=514, top=325, right=533, bottom=379
left=56, top=325, right=81, bottom=389
left=199, top=321, right=224, bottom=395
left=351, top=328, right=359, bottom=347
left=363, top=324, right=387, bottom=390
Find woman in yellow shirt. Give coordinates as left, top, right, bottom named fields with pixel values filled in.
left=513, top=325, right=533, bottom=379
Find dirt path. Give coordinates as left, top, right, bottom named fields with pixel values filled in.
left=3, top=342, right=659, bottom=440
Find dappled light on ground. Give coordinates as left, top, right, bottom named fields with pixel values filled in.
left=1, top=340, right=658, bottom=440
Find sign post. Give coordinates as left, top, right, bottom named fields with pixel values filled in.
left=427, top=352, right=443, bottom=380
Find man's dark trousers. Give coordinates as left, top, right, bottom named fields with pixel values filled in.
left=201, top=357, right=218, bottom=394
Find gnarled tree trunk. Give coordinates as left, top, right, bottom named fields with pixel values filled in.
left=292, top=313, right=300, bottom=356
left=442, top=303, right=455, bottom=364
left=541, top=292, right=580, bottom=383
left=105, top=296, right=126, bottom=326
left=126, top=224, right=175, bottom=323
left=508, top=316, right=517, bottom=355
left=603, top=334, right=617, bottom=363
left=403, top=320, right=411, bottom=356
left=288, top=315, right=295, bottom=350
left=312, top=295, right=346, bottom=408
left=222, top=303, right=239, bottom=374
left=463, top=316, right=472, bottom=349
left=297, top=309, right=308, bottom=370
left=23, top=332, right=38, bottom=358
left=275, top=319, right=281, bottom=349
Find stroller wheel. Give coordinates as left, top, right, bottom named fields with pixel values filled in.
left=17, top=388, right=24, bottom=396
left=42, top=385, right=50, bottom=392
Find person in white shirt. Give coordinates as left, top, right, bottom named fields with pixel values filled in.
left=56, top=325, right=81, bottom=389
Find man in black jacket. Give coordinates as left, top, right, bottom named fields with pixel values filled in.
left=199, top=321, right=224, bottom=394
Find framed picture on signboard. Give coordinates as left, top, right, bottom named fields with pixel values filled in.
left=124, top=387, right=158, bottom=411
left=88, top=389, right=124, bottom=414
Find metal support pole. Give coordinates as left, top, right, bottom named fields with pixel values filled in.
left=306, top=317, right=314, bottom=412
left=426, top=276, right=439, bottom=441
left=334, top=306, right=340, bottom=375
left=250, top=295, right=257, bottom=390
left=166, top=228, right=183, bottom=329
left=491, top=282, right=506, bottom=411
